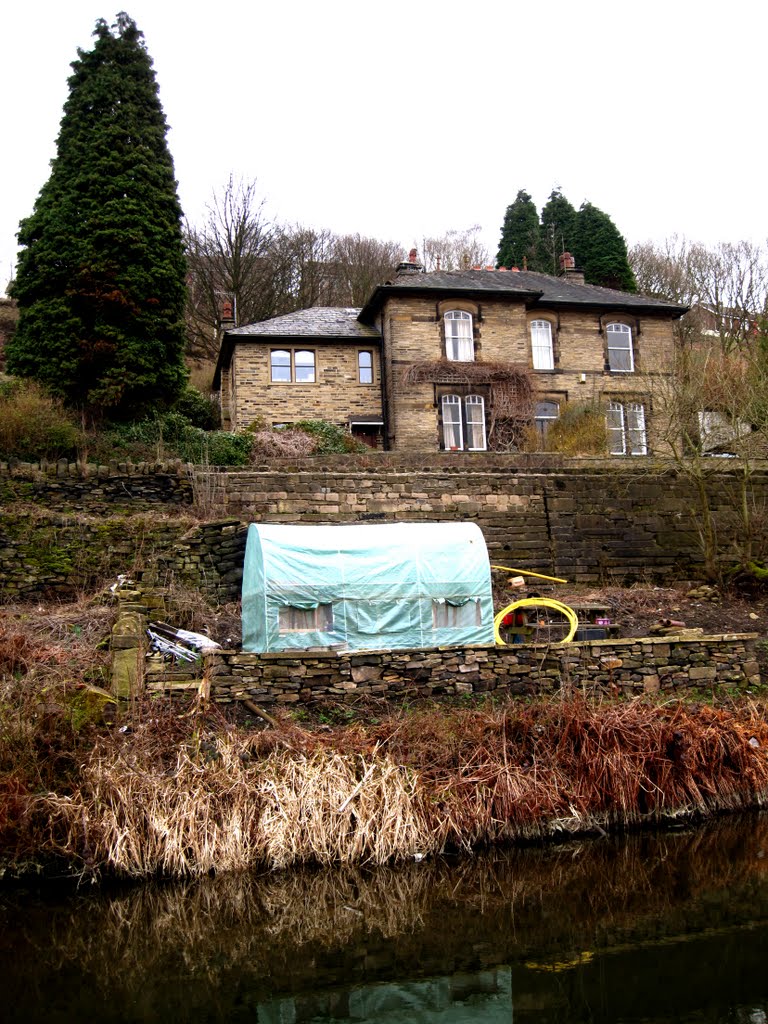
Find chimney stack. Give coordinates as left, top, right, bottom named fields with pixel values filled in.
left=559, top=251, right=585, bottom=285
left=396, top=247, right=424, bottom=275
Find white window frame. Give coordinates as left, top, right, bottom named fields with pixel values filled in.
left=441, top=394, right=463, bottom=450
left=534, top=400, right=560, bottom=441
left=607, top=400, right=647, bottom=455
left=465, top=395, right=487, bottom=451
left=444, top=310, right=474, bottom=362
left=530, top=319, right=554, bottom=370
left=606, top=323, right=634, bottom=373
left=441, top=393, right=487, bottom=451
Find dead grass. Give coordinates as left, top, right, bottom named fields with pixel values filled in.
left=4, top=592, right=768, bottom=880
left=3, top=692, right=765, bottom=879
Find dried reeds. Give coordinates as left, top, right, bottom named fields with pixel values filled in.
left=8, top=694, right=767, bottom=879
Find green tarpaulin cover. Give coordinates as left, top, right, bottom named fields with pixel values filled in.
left=242, top=522, right=494, bottom=653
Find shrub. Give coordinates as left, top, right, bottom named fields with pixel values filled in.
left=293, top=420, right=367, bottom=454
left=0, top=378, right=81, bottom=461
left=545, top=402, right=608, bottom=456
left=172, top=386, right=221, bottom=430
left=86, top=413, right=252, bottom=467
left=248, top=429, right=317, bottom=459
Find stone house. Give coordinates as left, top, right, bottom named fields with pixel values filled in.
left=214, top=254, right=688, bottom=454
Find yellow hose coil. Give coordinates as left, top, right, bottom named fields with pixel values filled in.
left=494, top=598, right=579, bottom=646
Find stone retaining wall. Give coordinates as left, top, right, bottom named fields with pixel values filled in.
left=201, top=634, right=760, bottom=706
left=3, top=456, right=768, bottom=600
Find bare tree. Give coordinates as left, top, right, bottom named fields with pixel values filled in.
left=330, top=234, right=404, bottom=305
left=650, top=339, right=768, bottom=579
left=184, top=176, right=274, bottom=360
left=421, top=226, right=490, bottom=272
left=630, top=237, right=768, bottom=351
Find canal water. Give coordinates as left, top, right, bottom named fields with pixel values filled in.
left=2, top=814, right=768, bottom=1023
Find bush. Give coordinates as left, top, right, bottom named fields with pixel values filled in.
left=293, top=420, right=367, bottom=454
left=0, top=378, right=81, bottom=461
left=86, top=413, right=253, bottom=467
left=172, top=386, right=221, bottom=430
left=545, top=402, right=608, bottom=456
left=248, top=428, right=317, bottom=459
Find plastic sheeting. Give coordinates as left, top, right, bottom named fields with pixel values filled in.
left=241, top=522, right=494, bottom=653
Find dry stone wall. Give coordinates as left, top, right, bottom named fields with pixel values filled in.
left=202, top=634, right=760, bottom=706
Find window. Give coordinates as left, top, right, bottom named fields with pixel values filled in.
left=534, top=400, right=560, bottom=440
left=530, top=320, right=554, bottom=370
left=432, top=598, right=482, bottom=629
left=444, top=310, right=474, bottom=361
left=270, top=349, right=316, bottom=383
left=607, top=401, right=647, bottom=455
left=606, top=323, right=634, bottom=372
left=441, top=394, right=487, bottom=451
left=697, top=410, right=752, bottom=454
left=358, top=350, right=373, bottom=384
left=278, top=603, right=334, bottom=632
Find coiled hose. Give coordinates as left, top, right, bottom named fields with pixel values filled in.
left=494, top=597, right=579, bottom=646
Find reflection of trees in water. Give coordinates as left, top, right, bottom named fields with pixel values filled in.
left=3, top=813, right=768, bottom=1006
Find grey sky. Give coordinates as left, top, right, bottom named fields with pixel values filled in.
left=2, top=0, right=766, bottom=295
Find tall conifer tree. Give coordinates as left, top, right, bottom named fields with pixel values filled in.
left=7, top=13, right=187, bottom=417
left=573, top=202, right=636, bottom=292
left=539, top=189, right=578, bottom=275
left=496, top=190, right=541, bottom=270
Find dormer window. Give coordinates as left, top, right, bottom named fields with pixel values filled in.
left=444, top=310, right=474, bottom=362
left=606, top=323, right=634, bottom=372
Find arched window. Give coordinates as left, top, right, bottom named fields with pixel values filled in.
left=444, top=310, right=474, bottom=361
left=441, top=394, right=487, bottom=451
left=464, top=395, right=487, bottom=450
left=530, top=320, right=554, bottom=370
left=534, top=400, right=560, bottom=440
left=606, top=323, right=634, bottom=372
left=442, top=394, right=463, bottom=449
left=607, top=401, right=646, bottom=455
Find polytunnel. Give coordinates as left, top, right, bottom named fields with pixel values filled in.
left=241, top=522, right=495, bottom=653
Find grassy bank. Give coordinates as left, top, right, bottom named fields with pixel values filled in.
left=3, top=678, right=768, bottom=879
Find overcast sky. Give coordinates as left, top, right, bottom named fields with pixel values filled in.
left=2, top=0, right=766, bottom=295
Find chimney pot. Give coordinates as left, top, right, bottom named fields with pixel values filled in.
left=559, top=251, right=576, bottom=271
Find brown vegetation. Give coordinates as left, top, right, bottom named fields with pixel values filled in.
left=4, top=683, right=768, bottom=879
left=3, top=587, right=768, bottom=881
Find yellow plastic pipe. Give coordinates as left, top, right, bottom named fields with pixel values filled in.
left=491, top=565, right=569, bottom=584
left=494, top=597, right=579, bottom=646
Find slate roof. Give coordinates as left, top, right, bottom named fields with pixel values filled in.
left=226, top=307, right=380, bottom=340
left=359, top=269, right=688, bottom=320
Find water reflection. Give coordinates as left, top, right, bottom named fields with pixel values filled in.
left=2, top=814, right=768, bottom=1022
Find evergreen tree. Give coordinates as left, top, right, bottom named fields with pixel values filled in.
left=496, top=190, right=541, bottom=270
left=539, top=189, right=578, bottom=276
left=7, top=13, right=187, bottom=418
left=573, top=202, right=636, bottom=292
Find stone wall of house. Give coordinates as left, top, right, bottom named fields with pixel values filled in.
left=381, top=295, right=677, bottom=452
left=200, top=633, right=759, bottom=706
left=229, top=341, right=383, bottom=431
left=2, top=456, right=766, bottom=600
